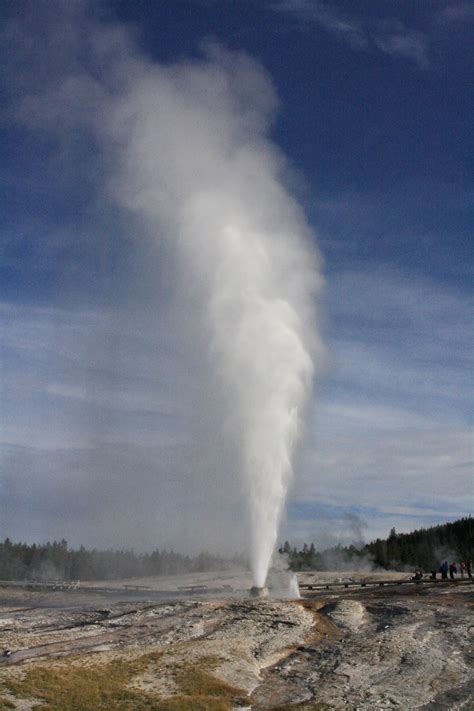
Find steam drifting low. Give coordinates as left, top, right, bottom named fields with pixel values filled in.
left=15, top=20, right=324, bottom=587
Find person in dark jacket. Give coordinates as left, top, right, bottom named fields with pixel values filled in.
left=439, top=561, right=448, bottom=579
left=449, top=562, right=457, bottom=579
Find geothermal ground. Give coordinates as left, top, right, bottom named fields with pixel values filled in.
left=0, top=572, right=472, bottom=710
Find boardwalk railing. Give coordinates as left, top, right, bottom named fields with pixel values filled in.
left=0, top=579, right=81, bottom=591
left=299, top=577, right=473, bottom=591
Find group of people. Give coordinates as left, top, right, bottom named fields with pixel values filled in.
left=412, top=560, right=472, bottom=581
left=431, top=560, right=472, bottom=580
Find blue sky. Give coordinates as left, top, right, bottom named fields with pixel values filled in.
left=0, top=0, right=472, bottom=553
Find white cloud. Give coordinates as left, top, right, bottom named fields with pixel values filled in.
left=319, top=401, right=433, bottom=431
left=371, top=21, right=429, bottom=69
left=437, top=3, right=474, bottom=22
left=376, top=505, right=468, bottom=518
left=1, top=4, right=471, bottom=560
left=0, top=298, right=246, bottom=551
left=272, top=1, right=430, bottom=68
left=2, top=246, right=472, bottom=553
left=325, top=269, right=472, bottom=412
left=273, top=0, right=367, bottom=49
left=283, top=267, right=473, bottom=543
left=1, top=9, right=324, bottom=582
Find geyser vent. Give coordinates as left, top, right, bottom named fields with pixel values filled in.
left=249, top=586, right=269, bottom=598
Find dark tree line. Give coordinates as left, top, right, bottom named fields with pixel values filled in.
left=365, top=517, right=473, bottom=570
left=0, top=539, right=240, bottom=581
left=1, top=518, right=471, bottom=580
left=281, top=517, right=473, bottom=572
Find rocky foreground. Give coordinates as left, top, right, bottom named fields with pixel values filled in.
left=0, top=575, right=472, bottom=709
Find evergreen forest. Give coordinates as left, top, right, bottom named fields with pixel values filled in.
left=0, top=517, right=472, bottom=581
left=282, top=517, right=473, bottom=572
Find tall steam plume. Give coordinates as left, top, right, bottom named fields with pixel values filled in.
left=101, top=41, right=324, bottom=587
left=15, top=21, right=324, bottom=585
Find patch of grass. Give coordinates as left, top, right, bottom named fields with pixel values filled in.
left=269, top=703, right=330, bottom=711
left=192, top=654, right=224, bottom=671
left=154, top=696, right=234, bottom=711
left=0, top=697, right=16, bottom=709
left=176, top=665, right=246, bottom=702
left=3, top=658, right=156, bottom=710
left=2, top=653, right=247, bottom=711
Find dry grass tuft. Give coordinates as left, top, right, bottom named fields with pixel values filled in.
left=269, top=704, right=330, bottom=710
left=1, top=652, right=247, bottom=711
left=176, top=665, right=246, bottom=700
left=3, top=658, right=152, bottom=710
left=152, top=696, right=236, bottom=711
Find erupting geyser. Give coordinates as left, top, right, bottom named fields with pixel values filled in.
left=101, top=44, right=323, bottom=589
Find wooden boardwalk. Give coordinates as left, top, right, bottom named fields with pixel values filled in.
left=299, top=577, right=473, bottom=591
left=1, top=577, right=472, bottom=597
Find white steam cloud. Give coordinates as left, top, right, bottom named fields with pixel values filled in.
left=7, top=16, right=324, bottom=586
left=103, top=43, right=323, bottom=585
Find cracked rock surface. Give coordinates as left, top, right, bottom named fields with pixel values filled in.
left=252, top=584, right=473, bottom=709
left=0, top=575, right=472, bottom=709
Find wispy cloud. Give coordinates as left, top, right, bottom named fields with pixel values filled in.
left=371, top=20, right=429, bottom=70
left=288, top=424, right=472, bottom=543
left=285, top=268, right=473, bottom=543
left=271, top=1, right=430, bottom=68
left=273, top=0, right=367, bottom=49
left=1, top=1, right=471, bottom=557
left=0, top=300, right=245, bottom=551
left=325, top=270, right=473, bottom=418
left=2, top=265, right=471, bottom=549
left=437, top=3, right=474, bottom=22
